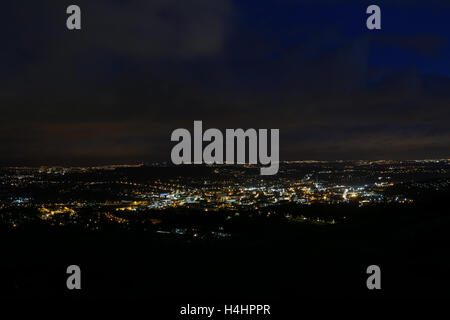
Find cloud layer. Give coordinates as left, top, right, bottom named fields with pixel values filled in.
left=0, top=0, right=449, bottom=165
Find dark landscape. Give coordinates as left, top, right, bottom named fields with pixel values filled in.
left=1, top=160, right=449, bottom=300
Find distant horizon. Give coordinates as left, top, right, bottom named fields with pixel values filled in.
left=2, top=158, right=450, bottom=169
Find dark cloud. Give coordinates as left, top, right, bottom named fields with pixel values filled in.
left=376, top=33, right=448, bottom=58
left=0, top=1, right=449, bottom=165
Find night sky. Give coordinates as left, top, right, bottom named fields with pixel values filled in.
left=1, top=0, right=450, bottom=166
